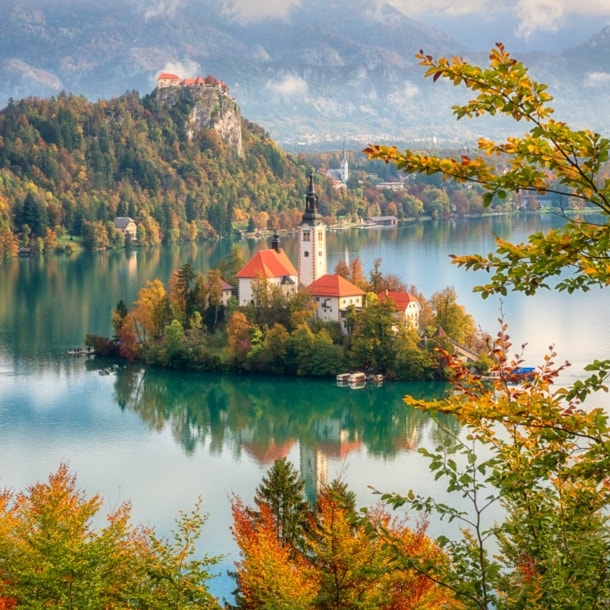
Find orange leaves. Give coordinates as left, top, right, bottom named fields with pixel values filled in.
left=0, top=465, right=221, bottom=609
left=231, top=497, right=317, bottom=608
left=231, top=476, right=458, bottom=610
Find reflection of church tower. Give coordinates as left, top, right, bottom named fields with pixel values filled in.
left=340, top=144, right=348, bottom=185
left=300, top=445, right=328, bottom=506
left=298, top=169, right=327, bottom=288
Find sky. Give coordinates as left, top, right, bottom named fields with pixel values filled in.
left=207, top=0, right=610, bottom=52
left=39, top=0, right=610, bottom=53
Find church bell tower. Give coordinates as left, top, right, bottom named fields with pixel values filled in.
left=298, top=169, right=327, bottom=288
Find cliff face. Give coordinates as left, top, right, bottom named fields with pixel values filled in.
left=158, top=85, right=243, bottom=157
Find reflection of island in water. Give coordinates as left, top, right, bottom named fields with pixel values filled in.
left=93, top=360, right=457, bottom=500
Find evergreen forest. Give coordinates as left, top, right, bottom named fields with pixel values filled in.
left=0, top=89, right=362, bottom=256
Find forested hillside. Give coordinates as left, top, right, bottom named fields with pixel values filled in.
left=0, top=88, right=359, bottom=256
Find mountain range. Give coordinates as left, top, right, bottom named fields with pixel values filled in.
left=3, top=0, right=610, bottom=149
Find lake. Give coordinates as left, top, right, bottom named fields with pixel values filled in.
left=0, top=213, right=607, bottom=601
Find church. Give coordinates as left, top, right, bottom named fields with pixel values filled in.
left=235, top=169, right=365, bottom=332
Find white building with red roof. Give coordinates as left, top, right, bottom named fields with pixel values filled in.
left=235, top=234, right=298, bottom=305
left=305, top=273, right=365, bottom=333
left=378, top=290, right=421, bottom=330
left=157, top=72, right=181, bottom=88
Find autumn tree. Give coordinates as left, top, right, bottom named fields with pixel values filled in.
left=119, top=279, right=171, bottom=358
left=227, top=311, right=252, bottom=365
left=428, top=286, right=478, bottom=347
left=231, top=467, right=458, bottom=610
left=365, top=43, right=610, bottom=298
left=366, top=44, right=610, bottom=609
left=0, top=464, right=221, bottom=609
left=168, top=263, right=196, bottom=324
left=231, top=498, right=318, bottom=610
left=205, top=268, right=224, bottom=331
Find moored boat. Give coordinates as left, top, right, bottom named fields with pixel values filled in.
left=348, top=372, right=366, bottom=384
left=336, top=372, right=351, bottom=384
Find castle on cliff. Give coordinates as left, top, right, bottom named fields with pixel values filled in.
left=156, top=72, right=229, bottom=96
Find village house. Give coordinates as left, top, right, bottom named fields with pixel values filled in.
left=235, top=234, right=298, bottom=306
left=377, top=290, right=421, bottom=330
left=219, top=279, right=234, bottom=307
left=113, top=217, right=137, bottom=240
left=305, top=274, right=365, bottom=334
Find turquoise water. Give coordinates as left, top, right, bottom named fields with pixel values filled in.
left=1, top=215, right=608, bottom=601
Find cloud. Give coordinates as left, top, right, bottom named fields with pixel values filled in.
left=219, top=0, right=301, bottom=24
left=584, top=72, right=610, bottom=87
left=129, top=0, right=185, bottom=19
left=151, top=59, right=201, bottom=87
left=387, top=0, right=610, bottom=37
left=386, top=0, right=501, bottom=19
left=265, top=75, right=308, bottom=99
left=515, top=0, right=610, bottom=39
left=387, top=81, right=420, bottom=105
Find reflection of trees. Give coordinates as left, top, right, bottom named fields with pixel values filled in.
left=108, top=364, right=457, bottom=460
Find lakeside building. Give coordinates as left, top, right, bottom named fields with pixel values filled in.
left=305, top=274, right=365, bottom=334
left=377, top=290, right=421, bottom=330
left=113, top=217, right=137, bottom=240
left=235, top=234, right=298, bottom=306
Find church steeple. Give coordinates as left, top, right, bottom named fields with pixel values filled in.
left=298, top=168, right=327, bottom=288
left=302, top=168, right=321, bottom=223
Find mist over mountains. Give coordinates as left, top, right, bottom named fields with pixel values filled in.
left=3, top=0, right=610, bottom=148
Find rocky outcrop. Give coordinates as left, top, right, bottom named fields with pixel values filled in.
left=157, top=84, right=243, bottom=157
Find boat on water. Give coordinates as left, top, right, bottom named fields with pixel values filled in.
left=510, top=367, right=536, bottom=381
left=348, top=372, right=367, bottom=384
left=336, top=372, right=383, bottom=389
left=350, top=380, right=367, bottom=390
left=479, top=367, right=535, bottom=383
left=336, top=372, right=351, bottom=383
left=67, top=347, right=95, bottom=357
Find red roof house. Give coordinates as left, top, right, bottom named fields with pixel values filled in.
left=157, top=72, right=181, bottom=88
left=378, top=290, right=421, bottom=329
left=235, top=238, right=298, bottom=305
left=305, top=274, right=365, bottom=332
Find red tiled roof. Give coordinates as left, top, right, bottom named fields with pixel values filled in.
left=157, top=72, right=180, bottom=81
left=242, top=439, right=295, bottom=464
left=236, top=249, right=298, bottom=279
left=182, top=77, right=196, bottom=85
left=378, top=291, right=418, bottom=311
left=306, top=274, right=365, bottom=297
left=317, top=440, right=362, bottom=459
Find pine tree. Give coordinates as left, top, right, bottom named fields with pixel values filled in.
left=250, top=457, right=311, bottom=552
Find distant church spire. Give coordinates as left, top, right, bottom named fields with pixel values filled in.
left=340, top=143, right=349, bottom=184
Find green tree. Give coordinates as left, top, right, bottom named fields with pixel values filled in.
left=428, top=286, right=477, bottom=347
left=205, top=268, right=224, bottom=331
left=251, top=458, right=311, bottom=551
left=349, top=297, right=397, bottom=374
left=168, top=263, right=197, bottom=324
left=216, top=245, right=245, bottom=289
